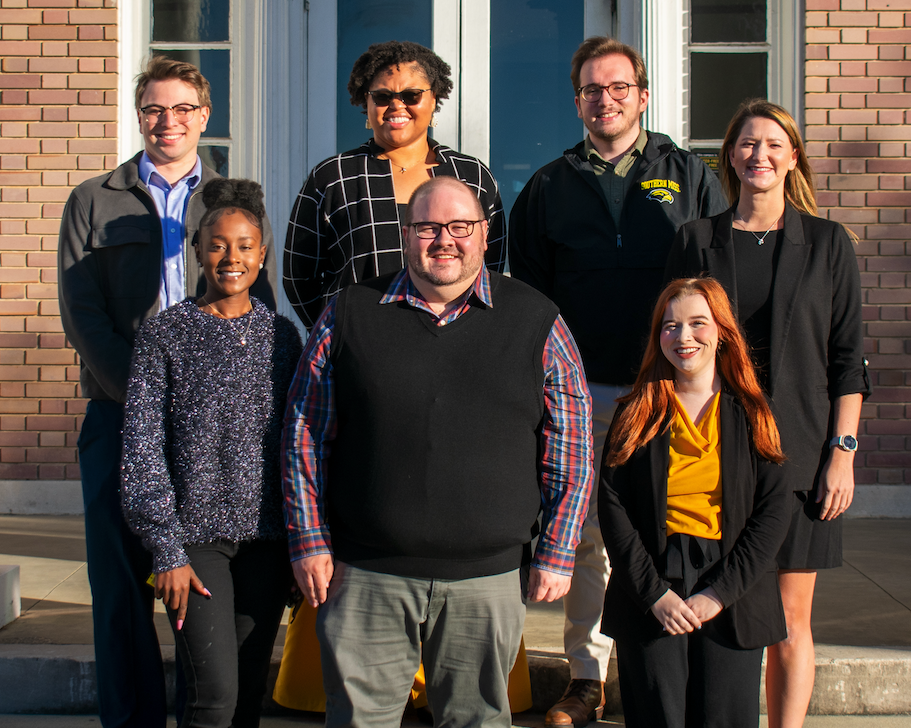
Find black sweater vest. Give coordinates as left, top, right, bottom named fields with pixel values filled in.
left=328, top=272, right=559, bottom=579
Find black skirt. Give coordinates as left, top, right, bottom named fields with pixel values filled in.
left=776, top=488, right=843, bottom=570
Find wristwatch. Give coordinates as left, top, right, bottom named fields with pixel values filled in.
left=829, top=435, right=858, bottom=452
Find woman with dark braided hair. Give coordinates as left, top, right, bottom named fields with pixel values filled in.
left=121, top=178, right=302, bottom=728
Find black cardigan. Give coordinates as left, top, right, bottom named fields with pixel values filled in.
left=599, top=392, right=790, bottom=650
left=665, top=204, right=869, bottom=492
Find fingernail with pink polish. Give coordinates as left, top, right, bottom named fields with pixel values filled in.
left=176, top=619, right=184, bottom=631
left=203, top=588, right=212, bottom=598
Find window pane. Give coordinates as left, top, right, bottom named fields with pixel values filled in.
left=691, top=0, right=766, bottom=44
left=152, top=49, right=230, bottom=138
left=690, top=52, right=767, bottom=140
left=198, top=145, right=230, bottom=177
left=152, top=0, right=230, bottom=43
left=490, top=0, right=583, bottom=217
left=336, top=0, right=432, bottom=152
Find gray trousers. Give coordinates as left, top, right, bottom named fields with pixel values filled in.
left=316, top=562, right=525, bottom=728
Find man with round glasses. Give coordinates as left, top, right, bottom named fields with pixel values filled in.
left=283, top=176, right=592, bottom=728
left=58, top=56, right=277, bottom=728
left=510, top=36, right=727, bottom=728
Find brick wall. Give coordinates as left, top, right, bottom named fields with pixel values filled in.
left=0, top=0, right=117, bottom=482
left=806, top=0, right=911, bottom=490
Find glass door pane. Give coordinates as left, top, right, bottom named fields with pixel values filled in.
left=336, top=0, right=432, bottom=153
left=490, top=0, right=583, bottom=216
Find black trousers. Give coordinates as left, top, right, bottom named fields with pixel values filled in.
left=171, top=539, right=290, bottom=728
left=615, top=534, right=763, bottom=728
left=79, top=400, right=166, bottom=728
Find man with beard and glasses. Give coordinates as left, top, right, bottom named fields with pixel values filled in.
left=283, top=176, right=592, bottom=728
left=509, top=36, right=727, bottom=728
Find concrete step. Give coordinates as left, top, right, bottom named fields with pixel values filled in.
left=1, top=643, right=910, bottom=716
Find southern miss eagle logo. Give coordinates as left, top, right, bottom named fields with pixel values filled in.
left=646, top=189, right=675, bottom=204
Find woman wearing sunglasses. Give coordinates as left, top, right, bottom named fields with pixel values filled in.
left=275, top=40, right=526, bottom=718
left=283, top=39, right=506, bottom=330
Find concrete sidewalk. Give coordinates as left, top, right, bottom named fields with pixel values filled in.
left=1, top=515, right=910, bottom=718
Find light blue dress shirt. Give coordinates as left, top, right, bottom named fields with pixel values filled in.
left=138, top=152, right=203, bottom=312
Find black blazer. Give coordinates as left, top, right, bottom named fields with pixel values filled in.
left=599, top=392, right=790, bottom=649
left=664, top=204, right=868, bottom=492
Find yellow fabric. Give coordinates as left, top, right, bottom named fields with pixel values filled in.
left=666, top=392, right=722, bottom=540
left=272, top=602, right=533, bottom=713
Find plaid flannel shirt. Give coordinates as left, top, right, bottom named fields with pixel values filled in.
left=282, top=267, right=593, bottom=577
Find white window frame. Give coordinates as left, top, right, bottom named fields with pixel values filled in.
left=616, top=0, right=802, bottom=149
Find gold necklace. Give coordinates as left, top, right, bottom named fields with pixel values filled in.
left=381, top=153, right=427, bottom=174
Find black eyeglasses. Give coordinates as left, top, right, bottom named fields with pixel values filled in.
left=367, top=88, right=430, bottom=107
left=139, top=104, right=202, bottom=121
left=410, top=220, right=484, bottom=239
left=577, top=83, right=639, bottom=103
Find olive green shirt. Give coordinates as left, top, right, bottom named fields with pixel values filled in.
left=584, top=128, right=648, bottom=228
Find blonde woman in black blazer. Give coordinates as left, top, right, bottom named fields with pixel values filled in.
left=600, top=277, right=789, bottom=727
left=665, top=100, right=868, bottom=728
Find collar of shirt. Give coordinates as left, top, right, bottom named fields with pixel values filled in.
left=584, top=127, right=647, bottom=178
left=138, top=151, right=203, bottom=192
left=379, top=266, right=493, bottom=326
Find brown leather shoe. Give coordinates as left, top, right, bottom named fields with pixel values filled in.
left=544, top=679, right=605, bottom=727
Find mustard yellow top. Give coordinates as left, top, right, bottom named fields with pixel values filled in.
left=666, top=392, right=722, bottom=540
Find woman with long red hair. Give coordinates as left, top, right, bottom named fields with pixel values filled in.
left=599, top=277, right=790, bottom=727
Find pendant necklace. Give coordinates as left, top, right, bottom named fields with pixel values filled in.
left=736, top=211, right=779, bottom=246
left=198, top=296, right=253, bottom=345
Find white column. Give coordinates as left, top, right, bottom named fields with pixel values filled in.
left=458, top=0, right=491, bottom=165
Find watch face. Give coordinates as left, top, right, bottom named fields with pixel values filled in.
left=843, top=435, right=858, bottom=450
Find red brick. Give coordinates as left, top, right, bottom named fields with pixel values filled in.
left=0, top=464, right=37, bottom=478
left=40, top=269, right=57, bottom=284
left=840, top=61, right=869, bottom=76
left=807, top=45, right=829, bottom=61
left=0, top=9, right=42, bottom=22
left=867, top=224, right=911, bottom=239
left=66, top=41, right=116, bottom=57
left=839, top=94, right=866, bottom=109
left=1, top=90, right=28, bottom=104
left=0, top=40, right=42, bottom=56
left=830, top=77, right=878, bottom=92
left=41, top=8, right=69, bottom=23
left=831, top=110, right=878, bottom=124
left=68, top=106, right=116, bottom=121
left=77, top=122, right=104, bottom=137
left=0, top=138, right=40, bottom=154
left=41, top=170, right=68, bottom=185
left=0, top=109, right=41, bottom=122
left=27, top=446, right=75, bottom=463
left=868, top=0, right=911, bottom=8
left=830, top=142, right=879, bottom=157
left=0, top=332, right=37, bottom=347
left=27, top=188, right=68, bottom=203
left=67, top=138, right=115, bottom=154
left=41, top=73, right=69, bottom=89
left=77, top=25, right=104, bottom=41
left=40, top=138, right=67, bottom=154
left=806, top=11, right=830, bottom=27
left=42, top=107, right=68, bottom=122
left=2, top=58, right=28, bottom=73
left=67, top=170, right=99, bottom=185
left=869, top=60, right=911, bottom=75
left=0, top=432, right=38, bottom=447
left=76, top=155, right=104, bottom=170
left=37, top=332, right=65, bottom=347
left=868, top=125, right=911, bottom=140
left=0, top=73, right=40, bottom=89
left=28, top=25, right=77, bottom=40
left=879, top=12, right=905, bottom=27
left=41, top=41, right=69, bottom=57
left=66, top=73, right=116, bottom=90
left=1, top=447, right=27, bottom=462
left=879, top=45, right=906, bottom=61
left=867, top=94, right=911, bottom=108
left=104, top=58, right=117, bottom=73
left=68, top=7, right=116, bottom=23
left=808, top=28, right=840, bottom=43
left=807, top=0, right=839, bottom=8
left=829, top=12, right=879, bottom=26
left=806, top=61, right=842, bottom=76
left=0, top=364, right=38, bottom=380
left=841, top=27, right=868, bottom=43
left=880, top=208, right=906, bottom=223
left=879, top=109, right=905, bottom=124
left=27, top=89, right=77, bottom=104
left=26, top=156, right=77, bottom=170
left=830, top=44, right=877, bottom=60
left=865, top=253, right=911, bottom=270
left=75, top=57, right=103, bottom=73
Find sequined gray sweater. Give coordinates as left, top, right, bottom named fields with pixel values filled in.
left=121, top=297, right=303, bottom=572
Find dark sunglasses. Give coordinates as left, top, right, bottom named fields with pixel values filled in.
left=367, top=88, right=430, bottom=107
